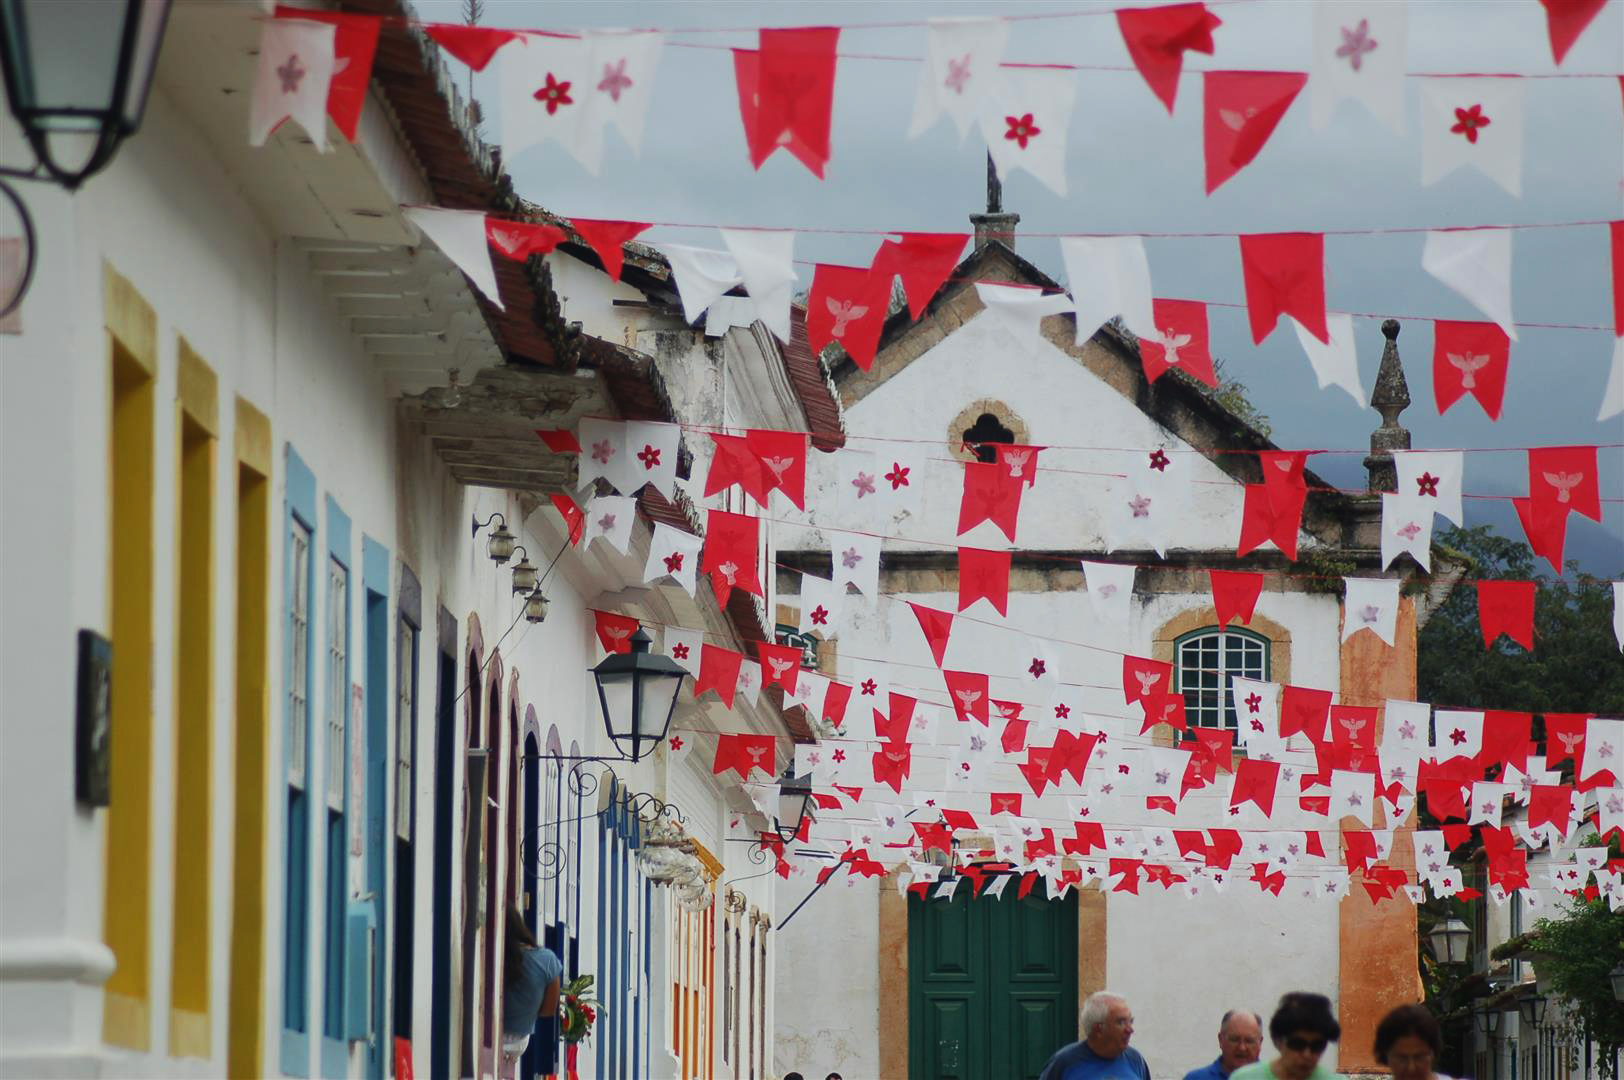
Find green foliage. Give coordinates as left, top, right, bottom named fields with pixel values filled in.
left=1417, top=526, right=1624, bottom=715
left=560, top=974, right=604, bottom=1045
left=1529, top=893, right=1624, bottom=1078
left=1205, top=356, right=1272, bottom=437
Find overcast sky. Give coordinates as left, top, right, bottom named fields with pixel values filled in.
left=420, top=0, right=1624, bottom=574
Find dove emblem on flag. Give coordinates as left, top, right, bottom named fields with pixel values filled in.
left=717, top=561, right=739, bottom=585
left=827, top=297, right=868, bottom=337
left=1003, top=449, right=1031, bottom=478
left=606, top=626, right=631, bottom=643
left=1542, top=472, right=1582, bottom=503
left=1135, top=671, right=1163, bottom=695
left=768, top=657, right=795, bottom=678
left=1157, top=328, right=1192, bottom=364
left=1448, top=352, right=1489, bottom=388
left=1558, top=732, right=1583, bottom=753
left=762, top=456, right=795, bottom=482
left=1340, top=716, right=1367, bottom=737
left=1220, top=106, right=1259, bottom=131
left=956, top=690, right=983, bottom=708
left=745, top=746, right=768, bottom=763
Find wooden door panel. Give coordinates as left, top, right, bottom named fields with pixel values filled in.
left=918, top=995, right=978, bottom=1079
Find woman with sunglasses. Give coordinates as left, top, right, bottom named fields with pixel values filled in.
left=1228, top=993, right=1341, bottom=1080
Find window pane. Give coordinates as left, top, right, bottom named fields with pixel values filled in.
left=289, top=527, right=310, bottom=788
left=1178, top=628, right=1270, bottom=732
left=327, top=562, right=346, bottom=812
left=396, top=623, right=415, bottom=840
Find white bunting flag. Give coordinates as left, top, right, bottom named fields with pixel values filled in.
left=1230, top=676, right=1281, bottom=747
left=583, top=495, right=636, bottom=554
left=1291, top=313, right=1367, bottom=409
left=1381, top=699, right=1431, bottom=755
left=661, top=625, right=704, bottom=675
left=575, top=417, right=620, bottom=491
left=704, top=296, right=757, bottom=338
left=720, top=229, right=797, bottom=342
left=839, top=449, right=883, bottom=525
left=786, top=669, right=830, bottom=721
left=1422, top=228, right=1517, bottom=341
left=1017, top=635, right=1059, bottom=705
left=1342, top=577, right=1400, bottom=646
left=1060, top=236, right=1156, bottom=343
left=1420, top=77, right=1525, bottom=198
left=1580, top=718, right=1623, bottom=787
left=1601, top=338, right=1624, bottom=422
left=1412, top=830, right=1447, bottom=881
left=1599, top=788, right=1624, bottom=838
left=875, top=443, right=929, bottom=522
left=405, top=208, right=503, bottom=310
left=1394, top=449, right=1464, bottom=526
left=982, top=872, right=1013, bottom=900
left=1329, top=768, right=1376, bottom=826
left=1433, top=710, right=1484, bottom=761
left=500, top=33, right=599, bottom=170
left=1470, top=781, right=1513, bottom=827
left=978, top=66, right=1077, bottom=197
left=250, top=18, right=338, bottom=152
left=1381, top=493, right=1435, bottom=572
left=975, top=283, right=1073, bottom=340
left=832, top=531, right=882, bottom=599
left=734, top=656, right=762, bottom=708
left=622, top=420, right=679, bottom=499
left=910, top=17, right=1010, bottom=140
left=1310, top=1, right=1408, bottom=134
left=579, top=30, right=665, bottom=164
left=798, top=573, right=846, bottom=638
left=653, top=244, right=743, bottom=324
left=1081, top=561, right=1135, bottom=631
left=645, top=522, right=702, bottom=595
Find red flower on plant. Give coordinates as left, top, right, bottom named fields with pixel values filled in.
left=1004, top=113, right=1041, bottom=149
left=1450, top=104, right=1489, bottom=144
left=535, top=72, right=574, bottom=115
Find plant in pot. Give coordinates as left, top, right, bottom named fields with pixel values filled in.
left=561, top=974, right=605, bottom=1045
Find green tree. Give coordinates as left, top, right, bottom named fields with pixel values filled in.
left=1527, top=888, right=1624, bottom=1079
left=1417, top=526, right=1624, bottom=716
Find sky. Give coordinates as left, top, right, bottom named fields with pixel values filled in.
left=419, top=0, right=1624, bottom=574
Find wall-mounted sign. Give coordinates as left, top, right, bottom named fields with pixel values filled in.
left=75, top=629, right=112, bottom=807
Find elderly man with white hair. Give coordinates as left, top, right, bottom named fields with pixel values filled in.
left=1038, top=991, right=1152, bottom=1080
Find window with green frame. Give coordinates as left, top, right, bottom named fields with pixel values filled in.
left=1173, top=626, right=1270, bottom=730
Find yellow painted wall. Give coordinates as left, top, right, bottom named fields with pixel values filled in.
left=169, top=343, right=217, bottom=1058
left=104, top=266, right=157, bottom=1051
left=227, top=397, right=271, bottom=1079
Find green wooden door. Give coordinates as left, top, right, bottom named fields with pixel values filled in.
left=908, top=880, right=1078, bottom=1079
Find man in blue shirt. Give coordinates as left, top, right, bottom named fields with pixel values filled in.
left=1039, top=992, right=1152, bottom=1080
left=1184, top=1010, right=1264, bottom=1080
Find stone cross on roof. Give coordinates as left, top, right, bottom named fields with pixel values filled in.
left=1364, top=319, right=1412, bottom=492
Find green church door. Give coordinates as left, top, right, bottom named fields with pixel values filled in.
left=908, top=880, right=1078, bottom=1079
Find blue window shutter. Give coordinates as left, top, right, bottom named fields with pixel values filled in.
left=344, top=904, right=375, bottom=1041
left=282, top=444, right=318, bottom=1076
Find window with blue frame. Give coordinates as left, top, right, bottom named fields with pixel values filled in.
left=321, top=497, right=352, bottom=1075
left=282, top=446, right=317, bottom=1076
left=596, top=781, right=653, bottom=1080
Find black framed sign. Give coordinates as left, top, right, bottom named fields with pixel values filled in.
left=76, top=629, right=112, bottom=807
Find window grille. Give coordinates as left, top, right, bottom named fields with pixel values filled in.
left=289, top=525, right=310, bottom=788
left=1175, top=627, right=1269, bottom=730
left=326, top=559, right=347, bottom=812
left=395, top=622, right=415, bottom=840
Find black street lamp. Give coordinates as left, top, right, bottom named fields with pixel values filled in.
left=1518, top=994, right=1548, bottom=1028
left=1476, top=1008, right=1501, bottom=1036
left=591, top=627, right=686, bottom=763
left=773, top=766, right=814, bottom=844
left=1610, top=960, right=1624, bottom=1003
left=0, top=0, right=171, bottom=188
left=1427, top=917, right=1472, bottom=966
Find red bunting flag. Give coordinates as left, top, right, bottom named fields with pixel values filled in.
left=487, top=219, right=568, bottom=260
left=756, top=642, right=803, bottom=694
left=548, top=492, right=585, bottom=545
left=592, top=610, right=640, bottom=654
left=702, top=509, right=762, bottom=606
left=535, top=429, right=582, bottom=454
left=1205, top=829, right=1244, bottom=869
left=1544, top=713, right=1591, bottom=766
left=1123, top=655, right=1174, bottom=705
left=909, top=602, right=955, bottom=667
left=1203, top=72, right=1308, bottom=194
left=1280, top=685, right=1332, bottom=742
left=1528, top=445, right=1601, bottom=523
left=1209, top=570, right=1264, bottom=629
left=1432, top=320, right=1510, bottom=420
left=822, top=680, right=853, bottom=730
left=1329, top=706, right=1378, bottom=750
left=1479, top=711, right=1533, bottom=772
left=1048, top=730, right=1100, bottom=785
left=991, top=793, right=1023, bottom=817
left=874, top=692, right=917, bottom=744
left=1539, top=0, right=1607, bottom=65
left=712, top=733, right=775, bottom=780
left=423, top=22, right=520, bottom=70
left=1001, top=716, right=1030, bottom=755
left=958, top=547, right=1012, bottom=616
left=1611, top=220, right=1624, bottom=335
left=275, top=8, right=380, bottom=142
left=871, top=742, right=912, bottom=793
left=957, top=461, right=1024, bottom=542
left=869, top=232, right=970, bottom=320
left=1478, top=580, right=1535, bottom=650
left=733, top=27, right=840, bottom=177
left=1192, top=727, right=1235, bottom=773
left=1115, top=2, right=1222, bottom=114
left=568, top=219, right=651, bottom=283
left=1018, top=746, right=1052, bottom=797
left=745, top=429, right=809, bottom=509
left=806, top=264, right=888, bottom=369
left=1237, top=481, right=1307, bottom=559
left=1512, top=496, right=1569, bottom=572
left=1140, top=692, right=1188, bottom=734
left=1528, top=784, right=1574, bottom=835
left=944, top=670, right=991, bottom=725
left=1238, top=232, right=1327, bottom=345
left=705, top=434, right=772, bottom=506
left=1230, top=758, right=1281, bottom=817
left=695, top=644, right=744, bottom=709
left=994, top=443, right=1042, bottom=489
left=1140, top=299, right=1216, bottom=387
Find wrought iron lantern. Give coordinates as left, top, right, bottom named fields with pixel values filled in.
left=590, top=627, right=686, bottom=763
left=471, top=512, right=516, bottom=564
left=1518, top=994, right=1548, bottom=1028
left=509, top=545, right=538, bottom=594
left=1610, top=960, right=1624, bottom=1003
left=773, top=766, right=814, bottom=844
left=0, top=0, right=172, bottom=189
left=1475, top=1008, right=1501, bottom=1036
left=1426, top=917, right=1471, bottom=966
left=522, top=588, right=549, bottom=625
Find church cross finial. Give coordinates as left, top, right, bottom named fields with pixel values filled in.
left=970, top=152, right=1019, bottom=253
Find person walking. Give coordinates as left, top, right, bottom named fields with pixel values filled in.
left=501, top=906, right=563, bottom=1062
left=1228, top=993, right=1340, bottom=1080
left=1374, top=1004, right=1454, bottom=1080
left=1184, top=1010, right=1264, bottom=1080
left=1038, top=991, right=1153, bottom=1080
